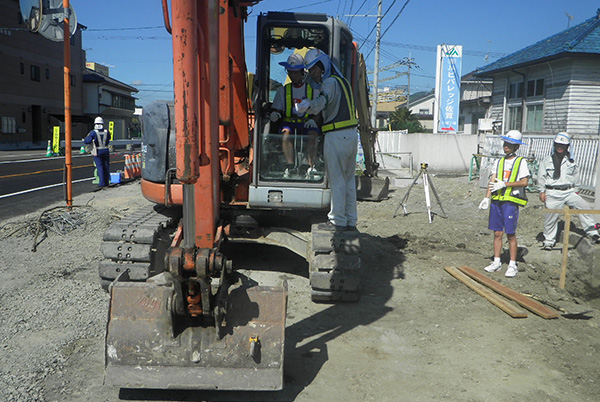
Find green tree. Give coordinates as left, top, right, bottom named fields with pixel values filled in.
left=389, top=107, right=423, bottom=132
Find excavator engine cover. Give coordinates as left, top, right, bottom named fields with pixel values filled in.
left=104, top=278, right=287, bottom=390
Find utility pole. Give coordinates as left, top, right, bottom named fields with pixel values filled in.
left=370, top=0, right=382, bottom=129
left=407, top=51, right=411, bottom=108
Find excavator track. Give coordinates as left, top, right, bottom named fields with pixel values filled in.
left=98, top=204, right=181, bottom=291
left=309, top=224, right=362, bottom=302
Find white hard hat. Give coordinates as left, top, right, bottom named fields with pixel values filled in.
left=305, top=48, right=327, bottom=69
left=554, top=132, right=570, bottom=145
left=500, top=130, right=526, bottom=145
left=278, top=53, right=305, bottom=71
left=94, top=116, right=104, bottom=125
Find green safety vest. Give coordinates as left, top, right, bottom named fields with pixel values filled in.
left=284, top=83, right=313, bottom=123
left=491, top=156, right=528, bottom=206
left=322, top=74, right=358, bottom=133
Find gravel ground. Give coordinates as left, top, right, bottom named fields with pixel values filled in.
left=0, top=177, right=598, bottom=402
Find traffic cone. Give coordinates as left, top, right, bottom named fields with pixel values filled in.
left=79, top=145, right=86, bottom=154
left=46, top=140, right=53, bottom=157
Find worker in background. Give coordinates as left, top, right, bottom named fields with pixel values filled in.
left=537, top=132, right=600, bottom=249
left=270, top=53, right=319, bottom=179
left=298, top=48, right=359, bottom=231
left=84, top=116, right=111, bottom=187
left=479, top=130, right=530, bottom=277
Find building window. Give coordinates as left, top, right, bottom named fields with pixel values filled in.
left=419, top=108, right=429, bottom=114
left=112, top=94, right=135, bottom=110
left=526, top=78, right=544, bottom=97
left=22, top=112, right=26, bottom=123
left=30, top=65, right=40, bottom=81
left=1, top=117, right=17, bottom=134
left=70, top=74, right=76, bottom=86
left=20, top=62, right=24, bottom=74
left=508, top=82, right=523, bottom=99
left=526, top=104, right=544, bottom=131
left=508, top=106, right=522, bottom=131
left=46, top=68, right=50, bottom=79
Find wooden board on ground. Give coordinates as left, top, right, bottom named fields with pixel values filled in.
left=444, top=267, right=528, bottom=318
left=457, top=265, right=559, bottom=319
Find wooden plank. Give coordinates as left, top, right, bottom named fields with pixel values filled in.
left=457, top=265, right=559, bottom=319
left=444, top=267, right=528, bottom=318
left=560, top=209, right=571, bottom=289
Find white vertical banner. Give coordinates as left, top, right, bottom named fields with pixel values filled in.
left=433, top=44, right=462, bottom=133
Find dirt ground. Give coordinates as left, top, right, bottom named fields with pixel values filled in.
left=0, top=175, right=599, bottom=402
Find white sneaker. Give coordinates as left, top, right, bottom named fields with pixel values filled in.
left=542, top=241, right=554, bottom=250
left=283, top=168, right=290, bottom=179
left=306, top=166, right=317, bottom=179
left=484, top=262, right=502, bottom=272
left=505, top=265, right=518, bottom=277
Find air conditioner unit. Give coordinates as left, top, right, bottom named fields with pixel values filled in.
left=478, top=118, right=493, bottom=131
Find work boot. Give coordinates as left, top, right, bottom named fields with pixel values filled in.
left=592, top=234, right=600, bottom=244
left=484, top=261, right=502, bottom=273
left=505, top=264, right=518, bottom=278
left=317, top=221, right=345, bottom=232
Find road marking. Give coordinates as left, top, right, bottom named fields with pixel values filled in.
left=0, top=178, right=94, bottom=199
left=0, top=159, right=124, bottom=179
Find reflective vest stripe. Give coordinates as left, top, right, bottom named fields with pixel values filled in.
left=284, top=83, right=313, bottom=123
left=95, top=130, right=109, bottom=149
left=322, top=74, right=358, bottom=133
left=491, top=157, right=527, bottom=206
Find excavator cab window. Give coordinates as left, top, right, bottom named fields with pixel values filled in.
left=258, top=24, right=329, bottom=183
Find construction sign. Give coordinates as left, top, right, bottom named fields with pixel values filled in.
left=433, top=45, right=462, bottom=133
left=52, top=126, right=60, bottom=154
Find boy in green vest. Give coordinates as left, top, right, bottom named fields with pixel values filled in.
left=478, top=130, right=530, bottom=277
left=270, top=53, right=319, bottom=179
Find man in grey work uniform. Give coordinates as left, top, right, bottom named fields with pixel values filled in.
left=299, top=48, right=358, bottom=231
left=537, top=132, right=600, bottom=249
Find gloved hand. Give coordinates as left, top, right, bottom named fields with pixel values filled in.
left=489, top=178, right=506, bottom=193
left=305, top=119, right=318, bottom=129
left=270, top=111, right=281, bottom=122
left=478, top=197, right=490, bottom=210
left=295, top=98, right=311, bottom=114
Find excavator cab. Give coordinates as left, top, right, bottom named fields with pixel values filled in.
left=249, top=12, right=356, bottom=208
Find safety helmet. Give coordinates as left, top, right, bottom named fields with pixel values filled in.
left=278, top=53, right=305, bottom=71
left=554, top=132, right=570, bottom=145
left=500, top=130, right=526, bottom=145
left=94, top=116, right=104, bottom=125
left=304, top=48, right=327, bottom=70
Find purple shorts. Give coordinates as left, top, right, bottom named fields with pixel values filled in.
left=281, top=121, right=320, bottom=135
left=488, top=201, right=520, bottom=235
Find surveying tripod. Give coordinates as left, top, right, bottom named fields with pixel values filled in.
left=393, top=163, right=447, bottom=223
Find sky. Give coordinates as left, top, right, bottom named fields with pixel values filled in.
left=73, top=0, right=598, bottom=107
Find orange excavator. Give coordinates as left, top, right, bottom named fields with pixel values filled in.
left=99, top=0, right=387, bottom=390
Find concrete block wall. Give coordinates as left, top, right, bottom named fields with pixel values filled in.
left=376, top=132, right=479, bottom=174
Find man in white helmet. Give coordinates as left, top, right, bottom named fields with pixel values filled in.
left=298, top=48, right=359, bottom=231
left=537, top=132, right=600, bottom=249
left=479, top=130, right=530, bottom=277
left=84, top=116, right=111, bottom=187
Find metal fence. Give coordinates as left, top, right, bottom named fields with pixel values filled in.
left=481, top=134, right=598, bottom=193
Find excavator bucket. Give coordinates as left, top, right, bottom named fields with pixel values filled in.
left=356, top=175, right=390, bottom=201
left=104, top=277, right=287, bottom=390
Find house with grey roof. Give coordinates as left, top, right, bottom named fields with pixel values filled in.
left=475, top=9, right=600, bottom=136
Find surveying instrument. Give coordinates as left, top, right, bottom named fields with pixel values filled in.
left=393, top=163, right=447, bottom=223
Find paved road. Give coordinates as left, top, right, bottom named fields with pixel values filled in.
left=0, top=150, right=128, bottom=222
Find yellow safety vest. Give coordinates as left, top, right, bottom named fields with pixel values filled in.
left=322, top=74, right=358, bottom=133
left=491, top=157, right=528, bottom=206
left=284, top=83, right=313, bottom=123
